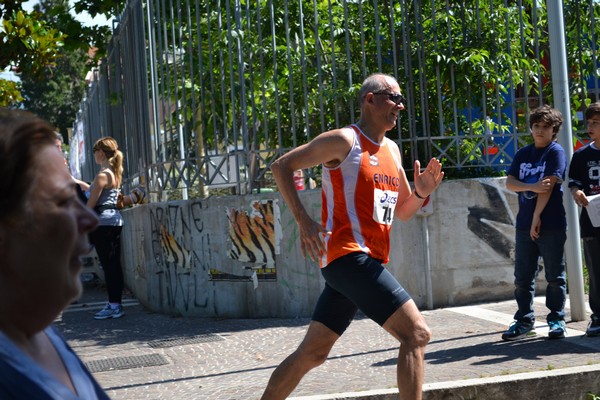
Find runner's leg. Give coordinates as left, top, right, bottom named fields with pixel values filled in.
left=383, top=299, right=431, bottom=400
left=260, top=321, right=339, bottom=400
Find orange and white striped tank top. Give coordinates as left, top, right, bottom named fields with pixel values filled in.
left=320, top=124, right=402, bottom=268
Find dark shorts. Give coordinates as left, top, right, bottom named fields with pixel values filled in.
left=312, top=251, right=412, bottom=335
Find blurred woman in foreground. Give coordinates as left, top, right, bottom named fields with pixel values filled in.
left=0, top=108, right=109, bottom=399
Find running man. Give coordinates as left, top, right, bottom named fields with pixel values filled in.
left=261, top=73, right=444, bottom=400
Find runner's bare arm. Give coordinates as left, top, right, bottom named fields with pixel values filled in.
left=395, top=152, right=444, bottom=221
left=271, top=129, right=353, bottom=260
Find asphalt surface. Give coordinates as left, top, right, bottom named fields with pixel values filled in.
left=55, top=282, right=600, bottom=399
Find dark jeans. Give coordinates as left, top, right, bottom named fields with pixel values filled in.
left=583, top=236, right=600, bottom=318
left=513, top=229, right=566, bottom=323
left=90, top=226, right=124, bottom=304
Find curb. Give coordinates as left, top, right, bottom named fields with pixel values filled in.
left=289, top=364, right=600, bottom=400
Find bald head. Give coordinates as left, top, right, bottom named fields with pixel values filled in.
left=358, top=74, right=400, bottom=107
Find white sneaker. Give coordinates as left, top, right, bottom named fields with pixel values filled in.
left=94, top=303, right=124, bottom=320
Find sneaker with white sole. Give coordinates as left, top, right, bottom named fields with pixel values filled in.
left=94, top=303, right=124, bottom=320
left=586, top=315, right=600, bottom=337
left=548, top=319, right=566, bottom=339
left=501, top=320, right=535, bottom=341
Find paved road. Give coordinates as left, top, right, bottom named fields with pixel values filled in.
left=56, top=283, right=600, bottom=399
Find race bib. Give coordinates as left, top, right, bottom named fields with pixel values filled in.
left=373, top=188, right=398, bottom=225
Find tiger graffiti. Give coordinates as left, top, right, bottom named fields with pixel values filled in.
left=160, top=225, right=192, bottom=271
left=150, top=203, right=202, bottom=272
left=226, top=199, right=282, bottom=267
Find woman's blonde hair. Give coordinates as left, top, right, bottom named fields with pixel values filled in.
left=93, top=137, right=123, bottom=187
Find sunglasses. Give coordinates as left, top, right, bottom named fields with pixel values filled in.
left=372, top=91, right=406, bottom=105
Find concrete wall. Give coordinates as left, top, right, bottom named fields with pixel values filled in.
left=121, top=177, right=539, bottom=318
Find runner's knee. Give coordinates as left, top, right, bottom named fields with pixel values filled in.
left=412, top=321, right=432, bottom=347
left=396, top=320, right=431, bottom=348
left=294, top=347, right=329, bottom=369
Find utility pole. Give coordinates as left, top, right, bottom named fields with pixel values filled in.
left=547, top=0, right=586, bottom=321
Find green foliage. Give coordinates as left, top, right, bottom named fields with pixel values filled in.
left=13, top=1, right=92, bottom=133
left=73, top=0, right=125, bottom=19
left=33, top=0, right=113, bottom=55
left=0, top=0, right=122, bottom=67
left=0, top=8, right=66, bottom=77
left=24, top=0, right=595, bottom=186
left=412, top=2, right=544, bottom=174
left=158, top=0, right=550, bottom=181
left=0, top=0, right=121, bottom=111
left=5, top=0, right=600, bottom=181
left=0, top=78, right=23, bottom=106
left=20, top=49, right=89, bottom=134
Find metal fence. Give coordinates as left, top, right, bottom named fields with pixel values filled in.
left=70, top=0, right=600, bottom=200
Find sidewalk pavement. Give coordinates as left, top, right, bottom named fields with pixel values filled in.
left=56, top=283, right=600, bottom=400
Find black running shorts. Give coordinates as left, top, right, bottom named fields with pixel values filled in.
left=312, top=251, right=412, bottom=335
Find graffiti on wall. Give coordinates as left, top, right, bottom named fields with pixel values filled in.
left=149, top=201, right=213, bottom=312
left=214, top=199, right=281, bottom=281
left=467, top=181, right=516, bottom=260
left=160, top=225, right=192, bottom=271
left=147, top=198, right=283, bottom=314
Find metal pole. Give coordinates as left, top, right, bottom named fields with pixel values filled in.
left=422, top=216, right=433, bottom=310
left=417, top=199, right=434, bottom=310
left=547, top=0, right=586, bottom=321
left=146, top=0, right=159, bottom=166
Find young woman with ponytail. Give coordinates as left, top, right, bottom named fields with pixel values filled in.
left=85, top=137, right=127, bottom=320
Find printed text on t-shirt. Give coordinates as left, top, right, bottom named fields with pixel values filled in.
left=519, top=161, right=546, bottom=180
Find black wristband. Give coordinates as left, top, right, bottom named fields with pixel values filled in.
left=414, top=189, right=427, bottom=200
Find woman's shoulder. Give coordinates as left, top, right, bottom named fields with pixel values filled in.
left=98, top=168, right=115, bottom=178
left=97, top=168, right=118, bottom=189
